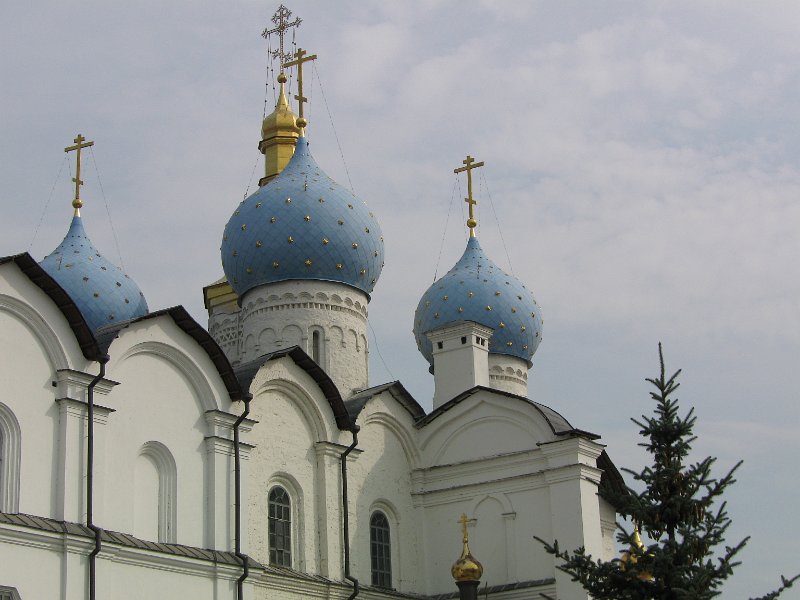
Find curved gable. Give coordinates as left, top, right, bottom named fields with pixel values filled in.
left=235, top=346, right=351, bottom=430
left=0, top=253, right=101, bottom=361
left=418, top=387, right=600, bottom=466
left=96, top=305, right=244, bottom=401
left=417, top=385, right=598, bottom=438
left=345, top=381, right=426, bottom=424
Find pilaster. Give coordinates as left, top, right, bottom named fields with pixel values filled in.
left=53, top=393, right=114, bottom=524
left=313, top=441, right=362, bottom=578
left=204, top=409, right=256, bottom=552
left=540, top=436, right=605, bottom=600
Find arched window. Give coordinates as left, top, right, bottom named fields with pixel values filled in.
left=370, top=511, right=392, bottom=588
left=311, top=330, right=321, bottom=364
left=268, top=486, right=292, bottom=566
left=0, top=402, right=21, bottom=513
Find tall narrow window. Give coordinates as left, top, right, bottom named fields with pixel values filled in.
left=311, top=330, right=321, bottom=364
left=268, top=486, right=292, bottom=566
left=370, top=511, right=392, bottom=588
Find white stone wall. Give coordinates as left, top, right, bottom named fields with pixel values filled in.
left=488, top=354, right=529, bottom=397
left=243, top=357, right=349, bottom=578
left=99, top=317, right=236, bottom=550
left=0, top=263, right=94, bottom=520
left=208, top=306, right=241, bottom=364
left=0, top=260, right=615, bottom=600
left=348, top=391, right=422, bottom=593
left=600, top=496, right=618, bottom=561
left=240, top=280, right=370, bottom=395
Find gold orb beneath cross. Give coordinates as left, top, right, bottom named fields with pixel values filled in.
left=296, top=117, right=308, bottom=128
left=452, top=550, right=483, bottom=582
left=467, top=218, right=477, bottom=229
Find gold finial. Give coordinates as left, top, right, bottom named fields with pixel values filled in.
left=259, top=69, right=301, bottom=185
left=283, top=47, right=317, bottom=133
left=451, top=513, right=483, bottom=582
left=64, top=133, right=95, bottom=216
left=454, top=155, right=485, bottom=238
left=262, top=4, right=302, bottom=66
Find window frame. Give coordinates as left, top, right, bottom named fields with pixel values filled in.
left=268, top=485, right=293, bottom=567
left=369, top=510, right=392, bottom=589
left=138, top=441, right=178, bottom=543
left=0, top=402, right=21, bottom=514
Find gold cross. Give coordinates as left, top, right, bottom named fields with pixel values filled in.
left=262, top=4, right=302, bottom=64
left=64, top=133, right=94, bottom=215
left=454, top=155, right=484, bottom=237
left=458, top=513, right=476, bottom=543
left=283, top=47, right=317, bottom=129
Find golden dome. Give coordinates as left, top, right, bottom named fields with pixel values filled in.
left=620, top=526, right=653, bottom=582
left=451, top=543, right=483, bottom=582
left=451, top=513, right=483, bottom=582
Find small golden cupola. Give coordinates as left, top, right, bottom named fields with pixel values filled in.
left=451, top=514, right=483, bottom=583
left=620, top=525, right=654, bottom=581
left=258, top=72, right=301, bottom=186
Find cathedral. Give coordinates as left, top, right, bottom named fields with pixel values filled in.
left=0, top=9, right=622, bottom=600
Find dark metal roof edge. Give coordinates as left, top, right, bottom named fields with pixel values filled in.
left=426, top=577, right=556, bottom=599
left=0, top=510, right=559, bottom=597
left=416, top=385, right=598, bottom=438
left=1, top=253, right=102, bottom=360
left=95, top=306, right=244, bottom=400
left=345, top=380, right=427, bottom=423
left=0, top=510, right=257, bottom=567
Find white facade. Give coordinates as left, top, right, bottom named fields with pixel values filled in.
left=0, top=35, right=621, bottom=600
left=0, top=252, right=620, bottom=600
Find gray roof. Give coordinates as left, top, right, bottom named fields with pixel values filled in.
left=345, top=381, right=426, bottom=423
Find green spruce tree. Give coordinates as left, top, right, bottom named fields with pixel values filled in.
left=537, top=344, right=797, bottom=599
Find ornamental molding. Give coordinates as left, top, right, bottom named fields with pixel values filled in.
left=204, top=435, right=254, bottom=458
left=55, top=368, right=119, bottom=401
left=0, top=292, right=70, bottom=370
left=542, top=462, right=603, bottom=486
left=55, top=397, right=115, bottom=424
left=314, top=440, right=363, bottom=460
left=204, top=409, right=257, bottom=436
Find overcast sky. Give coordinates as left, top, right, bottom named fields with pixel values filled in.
left=2, top=1, right=799, bottom=596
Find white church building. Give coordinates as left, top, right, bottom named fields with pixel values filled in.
left=0, top=13, right=622, bottom=600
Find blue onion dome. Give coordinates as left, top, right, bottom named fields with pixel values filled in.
left=40, top=215, right=149, bottom=332
left=221, top=136, right=384, bottom=298
left=413, top=237, right=542, bottom=366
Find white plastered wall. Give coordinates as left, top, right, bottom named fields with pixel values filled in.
left=100, top=315, right=236, bottom=550
left=413, top=390, right=606, bottom=599
left=0, top=263, right=93, bottom=520
left=348, top=391, right=422, bottom=593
